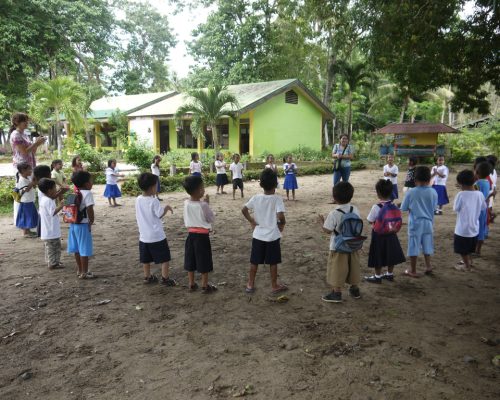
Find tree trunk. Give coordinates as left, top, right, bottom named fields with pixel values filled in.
left=55, top=108, right=62, bottom=156
left=440, top=101, right=446, bottom=123
left=212, top=124, right=218, bottom=150
left=399, top=95, right=409, bottom=123
left=347, top=94, right=353, bottom=140
left=322, top=44, right=336, bottom=107
left=323, top=122, right=329, bottom=147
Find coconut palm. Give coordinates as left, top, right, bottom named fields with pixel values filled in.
left=175, top=85, right=239, bottom=150
left=425, top=86, right=455, bottom=124
left=29, top=76, right=87, bottom=155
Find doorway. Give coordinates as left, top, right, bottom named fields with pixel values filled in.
left=239, top=121, right=249, bottom=154
left=159, top=120, right=170, bottom=153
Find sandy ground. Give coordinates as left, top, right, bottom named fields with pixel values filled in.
left=0, top=170, right=499, bottom=400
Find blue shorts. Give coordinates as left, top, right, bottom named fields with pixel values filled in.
left=407, top=219, right=434, bottom=257
left=67, top=223, right=93, bottom=257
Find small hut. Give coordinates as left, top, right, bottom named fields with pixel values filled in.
left=375, top=122, right=458, bottom=157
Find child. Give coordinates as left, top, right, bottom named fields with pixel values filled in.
left=318, top=182, right=362, bottom=303
left=403, top=157, right=417, bottom=194
left=135, top=172, right=176, bottom=286
left=453, top=170, right=486, bottom=271
left=487, top=155, right=497, bottom=222
left=151, top=155, right=162, bottom=200
left=68, top=171, right=96, bottom=279
left=242, top=168, right=287, bottom=294
left=265, top=154, right=279, bottom=188
left=364, top=179, right=405, bottom=283
left=431, top=156, right=449, bottom=215
left=230, top=153, right=244, bottom=199
left=189, top=152, right=202, bottom=177
left=475, top=161, right=493, bottom=255
left=38, top=178, right=64, bottom=270
left=182, top=176, right=217, bottom=293
left=15, top=162, right=38, bottom=238
left=214, top=152, right=229, bottom=194
left=72, top=155, right=84, bottom=174
left=104, top=159, right=125, bottom=207
left=50, top=159, right=67, bottom=189
left=383, top=154, right=398, bottom=200
left=400, top=166, right=438, bottom=277
left=283, top=155, right=298, bottom=201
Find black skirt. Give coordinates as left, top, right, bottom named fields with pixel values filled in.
left=368, top=230, right=406, bottom=268
left=216, top=173, right=229, bottom=186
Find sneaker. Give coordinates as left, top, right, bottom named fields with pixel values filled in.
left=143, top=274, right=158, bottom=284
left=322, top=291, right=342, bottom=303
left=364, top=275, right=382, bottom=284
left=382, top=273, right=394, bottom=282
left=160, top=277, right=177, bottom=287
left=349, top=286, right=361, bottom=299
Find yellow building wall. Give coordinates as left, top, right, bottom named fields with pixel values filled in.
left=395, top=133, right=438, bottom=146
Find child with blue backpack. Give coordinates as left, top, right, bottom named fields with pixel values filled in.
left=318, top=181, right=365, bottom=303
left=364, top=179, right=405, bottom=283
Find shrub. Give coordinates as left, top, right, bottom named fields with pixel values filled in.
left=123, top=140, right=155, bottom=170
left=0, top=177, right=14, bottom=215
left=65, top=135, right=106, bottom=172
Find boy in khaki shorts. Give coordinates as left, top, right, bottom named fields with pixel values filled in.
left=318, top=182, right=361, bottom=303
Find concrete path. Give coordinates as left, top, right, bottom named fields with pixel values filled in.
left=0, top=162, right=138, bottom=177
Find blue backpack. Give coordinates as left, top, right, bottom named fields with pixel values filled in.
left=333, top=207, right=367, bottom=253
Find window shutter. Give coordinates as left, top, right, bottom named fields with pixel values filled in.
left=285, top=90, right=298, bottom=104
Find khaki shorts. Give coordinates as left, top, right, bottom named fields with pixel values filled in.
left=326, top=250, right=360, bottom=288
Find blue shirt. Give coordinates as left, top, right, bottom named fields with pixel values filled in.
left=475, top=179, right=489, bottom=199
left=400, top=186, right=438, bottom=228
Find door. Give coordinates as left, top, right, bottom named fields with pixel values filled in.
left=240, top=123, right=249, bottom=154
left=159, top=120, right=170, bottom=153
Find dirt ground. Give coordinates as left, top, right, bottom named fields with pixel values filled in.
left=0, top=169, right=499, bottom=400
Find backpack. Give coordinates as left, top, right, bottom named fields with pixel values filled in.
left=63, top=190, right=87, bottom=224
left=333, top=207, right=366, bottom=253
left=373, top=202, right=402, bottom=235
left=11, top=185, right=28, bottom=202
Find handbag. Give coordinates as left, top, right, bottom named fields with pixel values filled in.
left=11, top=186, right=28, bottom=202
left=333, top=145, right=348, bottom=172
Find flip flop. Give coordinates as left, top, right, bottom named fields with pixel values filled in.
left=403, top=270, right=419, bottom=278
left=424, top=270, right=434, bottom=276
left=271, top=284, right=288, bottom=295
left=454, top=264, right=470, bottom=272
left=245, top=287, right=256, bottom=294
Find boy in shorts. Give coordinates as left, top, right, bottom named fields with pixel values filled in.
left=135, top=172, right=176, bottom=286
left=400, top=166, right=438, bottom=277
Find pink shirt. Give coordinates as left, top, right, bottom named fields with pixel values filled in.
left=10, top=130, right=36, bottom=168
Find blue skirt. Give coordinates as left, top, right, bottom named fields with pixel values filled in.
left=103, top=184, right=121, bottom=198
left=432, top=185, right=449, bottom=206
left=16, top=202, right=39, bottom=229
left=192, top=172, right=202, bottom=177
left=391, top=184, right=399, bottom=200
left=283, top=174, right=298, bottom=190
left=216, top=173, right=229, bottom=186
left=156, top=179, right=161, bottom=193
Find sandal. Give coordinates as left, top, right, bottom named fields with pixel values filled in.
left=48, top=264, right=65, bottom=270
left=271, top=284, right=288, bottom=295
left=424, top=269, right=434, bottom=276
left=454, top=264, right=471, bottom=272
left=245, top=287, right=256, bottom=294
left=403, top=270, right=419, bottom=278
left=80, top=272, right=97, bottom=279
left=202, top=284, right=218, bottom=294
left=189, top=283, right=199, bottom=291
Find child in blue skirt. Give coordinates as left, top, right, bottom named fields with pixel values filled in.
left=475, top=161, right=494, bottom=255
left=104, top=159, right=125, bottom=207
left=15, top=162, right=38, bottom=238
left=431, top=156, right=449, bottom=215
left=283, top=155, right=298, bottom=201
left=190, top=152, right=202, bottom=177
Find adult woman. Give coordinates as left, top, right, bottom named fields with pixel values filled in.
left=332, top=135, right=354, bottom=185
left=9, top=112, right=46, bottom=169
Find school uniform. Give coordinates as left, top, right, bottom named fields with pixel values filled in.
left=51, top=169, right=66, bottom=188
left=366, top=202, right=405, bottom=268
left=40, top=195, right=62, bottom=267
left=15, top=176, right=38, bottom=229
left=283, top=163, right=298, bottom=190
left=190, top=161, right=202, bottom=177
left=383, top=164, right=399, bottom=200
left=476, top=179, right=490, bottom=240
left=135, top=195, right=171, bottom=264
left=103, top=167, right=122, bottom=198
left=265, top=163, right=279, bottom=188
left=151, top=163, right=161, bottom=193
left=453, top=191, right=486, bottom=255
left=400, top=187, right=438, bottom=256
left=183, top=200, right=215, bottom=273
left=215, top=160, right=229, bottom=186
left=404, top=167, right=416, bottom=189
left=67, top=190, right=94, bottom=257
left=245, top=194, right=286, bottom=265
left=432, top=165, right=449, bottom=206
left=230, top=162, right=244, bottom=190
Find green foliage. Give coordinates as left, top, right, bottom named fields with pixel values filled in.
left=0, top=177, right=15, bottom=215
left=123, top=140, right=155, bottom=170
left=107, top=110, right=129, bottom=143
left=442, top=127, right=491, bottom=163
left=265, top=146, right=332, bottom=162
left=65, top=135, right=106, bottom=172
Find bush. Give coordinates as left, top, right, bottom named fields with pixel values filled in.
left=0, top=177, right=15, bottom=215
left=65, top=135, right=106, bottom=172
left=123, top=140, right=155, bottom=170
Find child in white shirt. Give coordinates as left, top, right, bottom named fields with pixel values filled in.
left=189, top=152, right=202, bottom=177
left=182, top=175, right=217, bottom=293
left=230, top=153, right=244, bottom=199
left=135, top=172, right=175, bottom=286
left=214, top=152, right=229, bottom=194
left=103, top=159, right=125, bottom=207
left=265, top=154, right=279, bottom=188
left=38, top=178, right=64, bottom=270
left=151, top=155, right=162, bottom=200
left=15, top=162, right=38, bottom=237
left=383, top=154, right=399, bottom=200
left=242, top=168, right=287, bottom=294
left=431, top=156, right=449, bottom=215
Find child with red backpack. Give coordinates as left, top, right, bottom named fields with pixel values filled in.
left=364, top=179, right=405, bottom=283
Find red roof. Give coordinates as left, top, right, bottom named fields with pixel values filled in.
left=375, top=122, right=459, bottom=134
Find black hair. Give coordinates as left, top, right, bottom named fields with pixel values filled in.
left=38, top=178, right=56, bottom=194
left=375, top=179, right=393, bottom=199
left=283, top=154, right=292, bottom=163
left=487, top=155, right=497, bottom=168
left=332, top=181, right=354, bottom=204
left=260, top=168, right=278, bottom=191
left=107, top=159, right=116, bottom=168
left=16, top=162, right=32, bottom=182
left=33, top=164, right=51, bottom=180
left=456, top=170, right=475, bottom=186
left=476, top=161, right=492, bottom=179
left=72, top=155, right=81, bottom=167
left=408, top=157, right=418, bottom=166
left=9, top=112, right=29, bottom=134
left=233, top=153, right=240, bottom=161
left=191, top=152, right=199, bottom=161
left=415, top=166, right=431, bottom=183
left=71, top=171, right=92, bottom=189
left=137, top=172, right=158, bottom=191
left=339, top=134, right=349, bottom=141
left=473, top=156, right=487, bottom=169
left=51, top=159, right=62, bottom=171
left=152, top=155, right=161, bottom=164
left=182, top=175, right=203, bottom=195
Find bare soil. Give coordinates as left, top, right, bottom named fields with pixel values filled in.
left=0, top=170, right=499, bottom=400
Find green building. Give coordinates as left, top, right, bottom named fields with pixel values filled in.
left=127, top=79, right=333, bottom=157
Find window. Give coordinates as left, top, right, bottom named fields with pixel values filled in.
left=216, top=123, right=229, bottom=149
left=177, top=120, right=197, bottom=149
left=285, top=90, right=298, bottom=104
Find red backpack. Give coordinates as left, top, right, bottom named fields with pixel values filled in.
left=63, top=189, right=87, bottom=224
left=373, top=202, right=402, bottom=235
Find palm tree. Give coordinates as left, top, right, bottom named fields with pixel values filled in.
left=29, top=76, right=87, bottom=155
left=175, top=85, right=239, bottom=150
